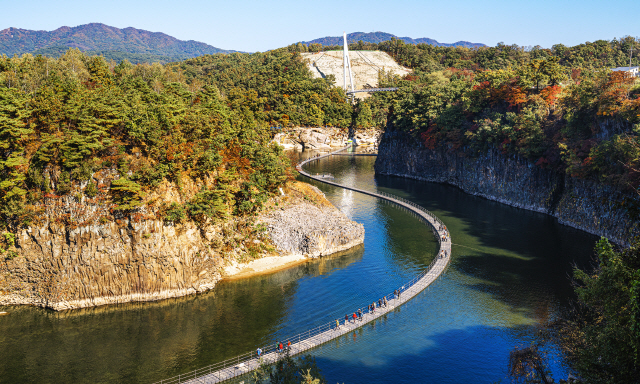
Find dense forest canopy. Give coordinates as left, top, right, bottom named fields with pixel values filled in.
left=0, top=48, right=351, bottom=235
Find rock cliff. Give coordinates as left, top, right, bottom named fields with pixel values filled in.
left=0, top=182, right=364, bottom=310
left=273, top=127, right=380, bottom=152
left=375, top=130, right=638, bottom=245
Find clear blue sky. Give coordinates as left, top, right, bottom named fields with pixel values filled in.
left=1, top=0, right=639, bottom=52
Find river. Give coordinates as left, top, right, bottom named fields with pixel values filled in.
left=0, top=151, right=597, bottom=383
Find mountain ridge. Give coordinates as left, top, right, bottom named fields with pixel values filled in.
left=299, top=31, right=485, bottom=48
left=0, top=23, right=233, bottom=63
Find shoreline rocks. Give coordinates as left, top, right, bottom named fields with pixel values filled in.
left=272, top=127, right=381, bottom=152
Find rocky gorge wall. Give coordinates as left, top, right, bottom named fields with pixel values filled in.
left=375, top=130, right=638, bottom=245
left=273, top=127, right=380, bottom=152
left=0, top=182, right=364, bottom=310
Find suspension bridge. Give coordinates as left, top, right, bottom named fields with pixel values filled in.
left=155, top=145, right=452, bottom=384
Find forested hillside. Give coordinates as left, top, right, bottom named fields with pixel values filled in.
left=0, top=23, right=232, bottom=63
left=296, top=36, right=640, bottom=192
left=299, top=31, right=484, bottom=48
left=324, top=36, right=639, bottom=383
left=0, top=48, right=354, bottom=240
left=170, top=50, right=353, bottom=127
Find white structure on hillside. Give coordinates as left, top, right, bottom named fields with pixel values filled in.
left=611, top=66, right=639, bottom=77
left=342, top=32, right=355, bottom=93
left=301, top=51, right=410, bottom=100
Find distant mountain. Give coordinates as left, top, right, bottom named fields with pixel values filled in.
left=0, top=23, right=233, bottom=63
left=300, top=32, right=485, bottom=49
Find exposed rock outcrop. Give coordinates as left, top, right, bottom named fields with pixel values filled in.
left=273, top=127, right=380, bottom=152
left=375, top=130, right=638, bottom=245
left=0, top=182, right=364, bottom=310
left=259, top=202, right=364, bottom=258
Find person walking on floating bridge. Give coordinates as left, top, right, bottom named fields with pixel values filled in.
left=352, top=313, right=357, bottom=323
left=257, top=347, right=262, bottom=357
left=287, top=340, right=291, bottom=351
left=383, top=296, right=388, bottom=307
left=394, top=289, right=399, bottom=300
left=358, top=308, right=362, bottom=320
left=335, top=319, right=340, bottom=330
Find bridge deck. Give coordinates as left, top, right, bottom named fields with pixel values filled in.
left=160, top=146, right=451, bottom=384
left=346, top=87, right=398, bottom=94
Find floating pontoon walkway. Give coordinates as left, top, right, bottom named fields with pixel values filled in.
left=156, top=146, right=451, bottom=384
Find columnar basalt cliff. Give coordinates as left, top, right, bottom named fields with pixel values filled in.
left=375, top=130, right=638, bottom=245
left=0, top=182, right=364, bottom=310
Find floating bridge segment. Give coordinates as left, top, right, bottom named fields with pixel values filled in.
left=346, top=87, right=398, bottom=94
left=156, top=146, right=452, bottom=384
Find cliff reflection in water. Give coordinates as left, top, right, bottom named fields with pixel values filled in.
left=0, top=245, right=364, bottom=384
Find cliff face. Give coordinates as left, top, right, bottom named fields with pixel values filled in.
left=375, top=130, right=637, bottom=245
left=2, top=218, right=221, bottom=310
left=0, top=182, right=364, bottom=310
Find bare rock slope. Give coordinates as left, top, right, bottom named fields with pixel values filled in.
left=260, top=201, right=364, bottom=258
left=301, top=50, right=411, bottom=94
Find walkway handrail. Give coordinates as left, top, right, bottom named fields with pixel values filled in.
left=155, top=145, right=451, bottom=384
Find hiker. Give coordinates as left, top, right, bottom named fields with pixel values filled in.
left=257, top=347, right=262, bottom=357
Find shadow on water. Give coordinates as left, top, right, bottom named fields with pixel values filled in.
left=373, top=173, right=598, bottom=319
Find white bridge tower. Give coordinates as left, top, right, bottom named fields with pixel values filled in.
left=342, top=32, right=355, bottom=94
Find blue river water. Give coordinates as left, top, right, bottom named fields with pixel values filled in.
left=0, top=151, right=597, bottom=383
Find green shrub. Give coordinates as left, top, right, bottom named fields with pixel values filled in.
left=110, top=178, right=145, bottom=210
left=163, top=202, right=186, bottom=223
left=85, top=181, right=98, bottom=198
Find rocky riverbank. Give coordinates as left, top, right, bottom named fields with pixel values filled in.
left=375, top=130, right=638, bottom=245
left=272, top=127, right=380, bottom=153
left=0, top=181, right=364, bottom=310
